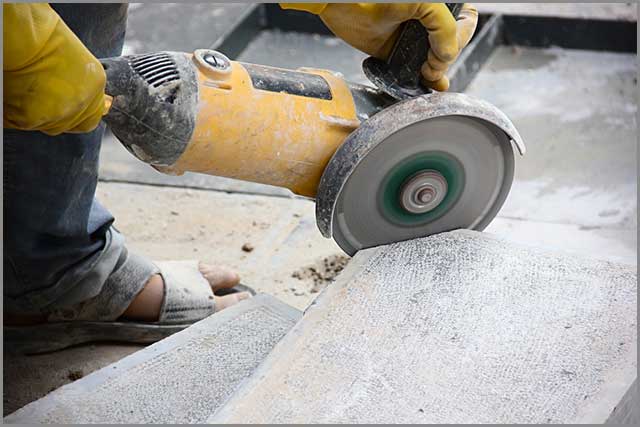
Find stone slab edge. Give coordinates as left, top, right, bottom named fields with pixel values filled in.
left=606, top=378, right=638, bottom=424
left=5, top=294, right=301, bottom=423
left=209, top=245, right=376, bottom=423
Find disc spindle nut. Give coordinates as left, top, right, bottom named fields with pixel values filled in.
left=400, top=170, right=448, bottom=214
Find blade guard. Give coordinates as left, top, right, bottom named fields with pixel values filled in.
left=315, top=92, right=525, bottom=241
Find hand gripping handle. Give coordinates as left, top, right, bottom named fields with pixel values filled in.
left=386, top=3, right=463, bottom=91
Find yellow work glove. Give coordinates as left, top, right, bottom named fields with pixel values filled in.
left=3, top=3, right=108, bottom=135
left=281, top=3, right=478, bottom=91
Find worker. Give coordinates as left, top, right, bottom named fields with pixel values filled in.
left=3, top=3, right=478, bottom=351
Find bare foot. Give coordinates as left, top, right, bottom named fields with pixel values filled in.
left=121, top=263, right=249, bottom=321
left=4, top=263, right=247, bottom=325
left=197, top=262, right=240, bottom=291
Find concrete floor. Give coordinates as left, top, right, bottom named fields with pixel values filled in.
left=474, top=46, right=637, bottom=265
left=4, top=4, right=638, bottom=417
left=122, top=3, right=253, bottom=55
left=481, top=2, right=638, bottom=21
left=238, top=30, right=369, bottom=84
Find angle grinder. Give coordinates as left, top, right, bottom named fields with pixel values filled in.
left=101, top=6, right=524, bottom=256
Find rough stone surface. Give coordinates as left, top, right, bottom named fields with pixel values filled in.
left=212, top=231, right=637, bottom=424
left=5, top=295, right=301, bottom=424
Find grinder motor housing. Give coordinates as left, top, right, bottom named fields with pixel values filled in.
left=102, top=49, right=394, bottom=198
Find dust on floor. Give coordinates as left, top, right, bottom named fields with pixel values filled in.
left=292, top=255, right=350, bottom=294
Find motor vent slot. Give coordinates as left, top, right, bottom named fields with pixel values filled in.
left=129, top=53, right=180, bottom=88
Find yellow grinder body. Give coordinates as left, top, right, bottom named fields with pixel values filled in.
left=102, top=49, right=390, bottom=198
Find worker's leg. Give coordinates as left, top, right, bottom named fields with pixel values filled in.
left=3, top=4, right=134, bottom=316
left=3, top=4, right=246, bottom=323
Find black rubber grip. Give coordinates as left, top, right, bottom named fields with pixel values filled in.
left=386, top=3, right=463, bottom=90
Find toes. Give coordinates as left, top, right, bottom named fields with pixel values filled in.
left=214, top=291, right=252, bottom=312
left=198, top=262, right=240, bottom=291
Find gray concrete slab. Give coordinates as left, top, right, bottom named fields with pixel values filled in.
left=467, top=46, right=637, bottom=265
left=480, top=3, right=637, bottom=21
left=5, top=294, right=301, bottom=424
left=606, top=378, right=639, bottom=424
left=122, top=3, right=254, bottom=55
left=237, top=29, right=369, bottom=85
left=211, top=231, right=637, bottom=424
left=487, top=216, right=636, bottom=266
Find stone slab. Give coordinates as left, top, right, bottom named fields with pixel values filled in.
left=606, top=378, right=638, bottom=424
left=211, top=230, right=637, bottom=424
left=5, top=294, right=301, bottom=424
left=486, top=217, right=637, bottom=266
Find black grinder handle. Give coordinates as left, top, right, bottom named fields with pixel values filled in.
left=386, top=3, right=464, bottom=91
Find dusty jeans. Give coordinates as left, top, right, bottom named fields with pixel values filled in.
left=3, top=4, right=156, bottom=319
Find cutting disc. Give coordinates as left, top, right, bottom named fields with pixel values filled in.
left=316, top=92, right=525, bottom=256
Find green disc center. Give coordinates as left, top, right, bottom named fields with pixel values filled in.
left=377, top=152, right=465, bottom=227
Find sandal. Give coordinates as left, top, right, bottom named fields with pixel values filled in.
left=4, top=260, right=254, bottom=354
